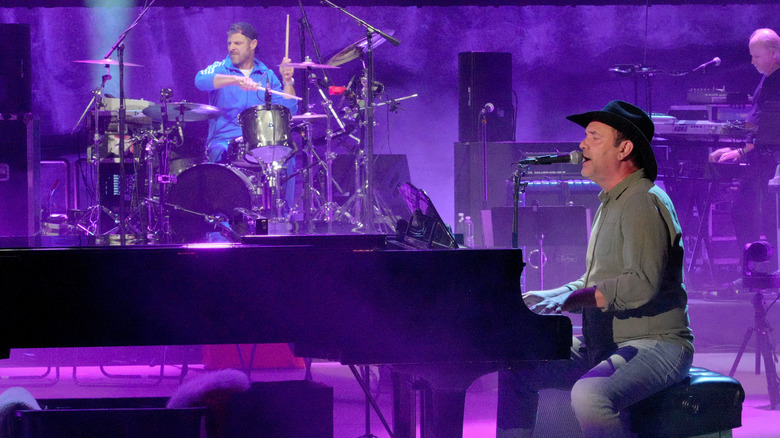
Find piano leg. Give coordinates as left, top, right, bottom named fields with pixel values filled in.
left=393, top=370, right=416, bottom=438
left=420, top=386, right=467, bottom=438
left=391, top=364, right=493, bottom=438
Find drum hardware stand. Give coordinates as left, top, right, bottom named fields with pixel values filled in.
left=310, top=70, right=353, bottom=232
left=323, top=0, right=399, bottom=235
left=148, top=88, right=178, bottom=244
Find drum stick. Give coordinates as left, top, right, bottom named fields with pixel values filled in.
left=285, top=14, right=290, bottom=60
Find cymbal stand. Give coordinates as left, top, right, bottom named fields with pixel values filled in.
left=323, top=0, right=400, bottom=234
left=73, top=72, right=112, bottom=238
left=299, top=116, right=316, bottom=233
left=100, top=0, right=154, bottom=245
left=311, top=71, right=352, bottom=232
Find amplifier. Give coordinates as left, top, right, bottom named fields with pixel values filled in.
left=505, top=178, right=601, bottom=215
left=687, top=88, right=749, bottom=105
left=668, top=104, right=750, bottom=122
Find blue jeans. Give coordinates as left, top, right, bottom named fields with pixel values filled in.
left=497, top=337, right=692, bottom=438
left=571, top=338, right=693, bottom=438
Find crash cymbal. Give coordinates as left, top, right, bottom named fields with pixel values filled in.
left=73, top=59, right=143, bottom=67
left=142, top=102, right=223, bottom=122
left=326, top=31, right=394, bottom=67
left=292, top=112, right=327, bottom=120
left=280, top=60, right=339, bottom=69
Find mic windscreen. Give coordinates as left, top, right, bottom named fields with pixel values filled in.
left=569, top=150, right=584, bottom=164
left=714, top=57, right=721, bottom=66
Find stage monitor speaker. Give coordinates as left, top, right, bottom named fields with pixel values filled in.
left=0, top=115, right=40, bottom=240
left=458, top=51, right=514, bottom=142
left=0, top=23, right=31, bottom=114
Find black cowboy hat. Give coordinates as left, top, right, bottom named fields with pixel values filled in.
left=566, top=100, right=657, bottom=181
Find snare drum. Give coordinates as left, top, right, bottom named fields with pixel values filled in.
left=167, top=163, right=257, bottom=242
left=237, top=104, right=292, bottom=164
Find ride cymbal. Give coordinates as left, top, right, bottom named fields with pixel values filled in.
left=326, top=31, right=394, bottom=67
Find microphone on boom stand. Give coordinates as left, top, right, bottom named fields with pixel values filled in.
left=514, top=150, right=584, bottom=166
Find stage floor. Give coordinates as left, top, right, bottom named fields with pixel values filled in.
left=0, top=349, right=776, bottom=437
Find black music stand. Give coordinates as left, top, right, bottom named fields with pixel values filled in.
left=395, top=182, right=458, bottom=249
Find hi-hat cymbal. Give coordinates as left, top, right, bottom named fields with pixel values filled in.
left=73, top=59, right=143, bottom=67
left=292, top=113, right=327, bottom=120
left=143, top=102, right=223, bottom=122
left=280, top=61, right=339, bottom=70
left=326, top=31, right=394, bottom=67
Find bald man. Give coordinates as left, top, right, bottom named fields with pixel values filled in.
left=709, top=28, right=780, bottom=281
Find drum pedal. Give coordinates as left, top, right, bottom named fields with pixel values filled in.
left=156, top=174, right=178, bottom=184
left=233, top=208, right=269, bottom=236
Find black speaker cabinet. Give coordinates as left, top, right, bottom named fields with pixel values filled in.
left=225, top=380, right=333, bottom=438
left=0, top=23, right=32, bottom=114
left=0, top=115, right=40, bottom=240
left=458, top=52, right=514, bottom=142
left=18, top=407, right=205, bottom=438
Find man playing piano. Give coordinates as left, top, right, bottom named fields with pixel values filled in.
left=709, top=28, right=780, bottom=279
left=498, top=101, right=694, bottom=437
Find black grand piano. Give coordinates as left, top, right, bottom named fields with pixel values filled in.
left=0, top=185, right=572, bottom=438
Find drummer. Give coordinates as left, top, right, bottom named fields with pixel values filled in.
left=195, top=22, right=298, bottom=163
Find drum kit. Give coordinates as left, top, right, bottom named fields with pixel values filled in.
left=68, top=4, right=412, bottom=244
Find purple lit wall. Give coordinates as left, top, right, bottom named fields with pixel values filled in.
left=2, top=4, right=779, bottom=224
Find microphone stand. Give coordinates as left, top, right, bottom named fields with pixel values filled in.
left=480, top=108, right=489, bottom=213
left=322, top=0, right=399, bottom=234
left=511, top=164, right=529, bottom=250
left=101, top=0, right=154, bottom=245
left=299, top=0, right=341, bottom=234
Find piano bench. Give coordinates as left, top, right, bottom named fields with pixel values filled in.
left=626, top=367, right=745, bottom=438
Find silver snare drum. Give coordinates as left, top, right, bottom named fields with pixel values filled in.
left=237, top=104, right=292, bottom=164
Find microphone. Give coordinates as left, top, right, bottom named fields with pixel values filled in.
left=265, top=78, right=272, bottom=105
left=480, top=102, right=495, bottom=115
left=177, top=123, right=184, bottom=143
left=515, top=150, right=583, bottom=165
left=693, top=57, right=721, bottom=71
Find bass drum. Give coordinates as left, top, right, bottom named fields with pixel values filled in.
left=167, top=163, right=256, bottom=243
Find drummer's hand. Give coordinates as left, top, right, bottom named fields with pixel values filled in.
left=709, top=147, right=741, bottom=164
left=236, top=75, right=258, bottom=91
left=279, top=57, right=294, bottom=84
